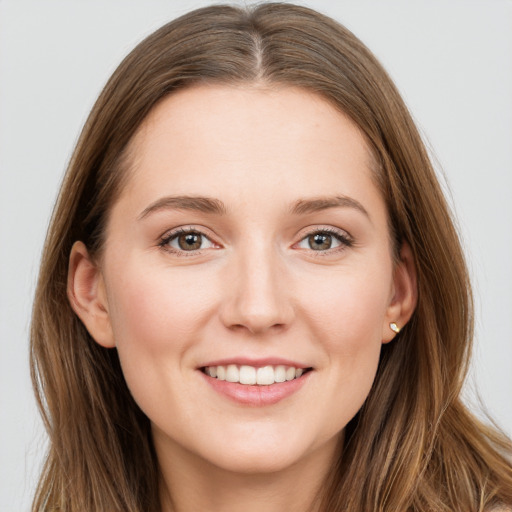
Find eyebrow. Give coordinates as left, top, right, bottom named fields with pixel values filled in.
left=138, top=194, right=370, bottom=221
left=138, top=195, right=227, bottom=219
left=290, top=195, right=370, bottom=219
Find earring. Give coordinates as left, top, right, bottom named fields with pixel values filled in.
left=390, top=322, right=401, bottom=334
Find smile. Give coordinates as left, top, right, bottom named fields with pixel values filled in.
left=202, top=364, right=311, bottom=386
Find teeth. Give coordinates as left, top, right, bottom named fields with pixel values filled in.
left=226, top=364, right=239, bottom=382
left=256, top=366, right=274, bottom=385
left=204, top=364, right=308, bottom=385
left=274, top=365, right=286, bottom=383
left=239, top=365, right=256, bottom=385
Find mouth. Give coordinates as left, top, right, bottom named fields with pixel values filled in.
left=201, top=364, right=313, bottom=386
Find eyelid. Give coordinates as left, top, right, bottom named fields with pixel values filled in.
left=293, top=225, right=354, bottom=253
left=158, top=225, right=221, bottom=255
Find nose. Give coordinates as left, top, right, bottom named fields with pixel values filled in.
left=219, top=243, right=294, bottom=335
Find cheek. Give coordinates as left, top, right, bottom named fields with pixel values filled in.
left=106, top=260, right=215, bottom=347
left=304, top=265, right=391, bottom=349
left=300, top=265, right=391, bottom=421
left=103, top=259, right=219, bottom=395
left=102, top=258, right=222, bottom=431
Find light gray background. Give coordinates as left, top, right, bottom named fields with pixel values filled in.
left=1, top=0, right=511, bottom=510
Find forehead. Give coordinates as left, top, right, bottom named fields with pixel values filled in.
left=117, top=85, right=383, bottom=219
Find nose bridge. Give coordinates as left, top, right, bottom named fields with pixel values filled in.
left=221, top=237, right=293, bottom=334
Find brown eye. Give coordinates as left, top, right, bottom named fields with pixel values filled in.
left=308, top=233, right=333, bottom=250
left=164, top=230, right=215, bottom=252
left=296, top=229, right=352, bottom=253
left=177, top=233, right=202, bottom=251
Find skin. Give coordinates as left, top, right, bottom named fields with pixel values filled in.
left=68, top=85, right=417, bottom=512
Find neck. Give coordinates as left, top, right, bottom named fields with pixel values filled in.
left=156, top=432, right=341, bottom=512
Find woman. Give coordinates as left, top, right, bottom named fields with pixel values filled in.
left=30, top=3, right=512, bottom=511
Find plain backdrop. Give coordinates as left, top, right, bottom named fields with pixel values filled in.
left=1, top=0, right=511, bottom=509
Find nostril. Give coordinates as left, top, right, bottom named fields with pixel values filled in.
left=234, top=322, right=288, bottom=336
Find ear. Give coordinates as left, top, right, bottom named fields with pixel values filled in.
left=67, top=241, right=115, bottom=348
left=382, top=241, right=417, bottom=343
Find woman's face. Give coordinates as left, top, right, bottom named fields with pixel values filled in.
left=71, top=85, right=415, bottom=474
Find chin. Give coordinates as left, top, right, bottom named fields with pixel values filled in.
left=202, top=444, right=311, bottom=475
left=193, top=425, right=342, bottom=476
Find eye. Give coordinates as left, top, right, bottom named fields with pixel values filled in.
left=161, top=229, right=215, bottom=253
left=296, top=229, right=352, bottom=252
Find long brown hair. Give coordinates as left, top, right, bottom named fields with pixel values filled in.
left=31, top=3, right=512, bottom=511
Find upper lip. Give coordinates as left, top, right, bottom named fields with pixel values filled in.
left=199, top=357, right=311, bottom=369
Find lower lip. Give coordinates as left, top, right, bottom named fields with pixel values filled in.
left=200, top=371, right=311, bottom=406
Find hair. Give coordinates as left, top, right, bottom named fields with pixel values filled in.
left=30, top=3, right=512, bottom=511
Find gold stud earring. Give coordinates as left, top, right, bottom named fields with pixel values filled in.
left=390, top=322, right=401, bottom=334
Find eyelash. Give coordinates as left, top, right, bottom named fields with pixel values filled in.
left=158, top=227, right=216, bottom=256
left=158, top=226, right=353, bottom=257
left=295, top=227, right=354, bottom=256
